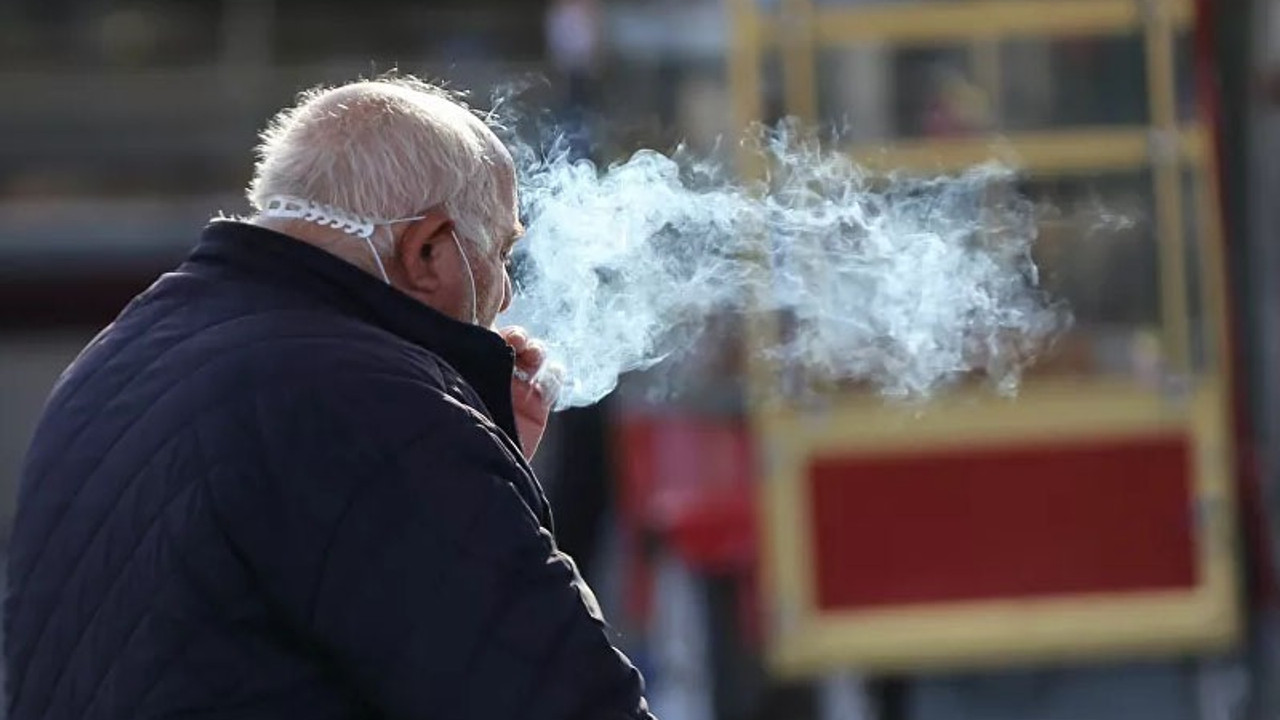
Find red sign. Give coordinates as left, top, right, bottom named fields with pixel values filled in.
left=808, top=433, right=1199, bottom=610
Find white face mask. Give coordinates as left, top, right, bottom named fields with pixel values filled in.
left=260, top=195, right=479, bottom=325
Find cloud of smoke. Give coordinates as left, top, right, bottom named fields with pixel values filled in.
left=498, top=119, right=1070, bottom=410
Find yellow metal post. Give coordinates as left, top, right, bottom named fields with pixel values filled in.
left=779, top=0, right=818, bottom=122
left=727, top=0, right=783, bottom=411
left=1145, top=0, right=1193, bottom=377
left=728, top=0, right=765, bottom=177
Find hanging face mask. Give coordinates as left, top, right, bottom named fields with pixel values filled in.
left=260, top=195, right=478, bottom=324
left=450, top=229, right=478, bottom=325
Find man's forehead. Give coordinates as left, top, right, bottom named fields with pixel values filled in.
left=496, top=156, right=517, bottom=194
left=502, top=168, right=521, bottom=231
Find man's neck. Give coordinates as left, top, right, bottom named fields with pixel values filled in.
left=250, top=216, right=386, bottom=279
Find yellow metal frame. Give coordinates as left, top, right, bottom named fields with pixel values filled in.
left=758, top=379, right=1238, bottom=674
left=846, top=126, right=1209, bottom=175
left=727, top=0, right=1241, bottom=676
left=759, top=0, right=1194, bottom=48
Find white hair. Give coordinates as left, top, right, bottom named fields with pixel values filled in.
left=247, top=77, right=513, bottom=252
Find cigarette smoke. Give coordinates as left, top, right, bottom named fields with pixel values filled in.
left=498, top=120, right=1069, bottom=410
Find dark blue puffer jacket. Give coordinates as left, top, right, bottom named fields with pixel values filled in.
left=5, top=221, right=652, bottom=720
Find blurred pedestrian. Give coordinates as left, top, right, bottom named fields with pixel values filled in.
left=545, top=0, right=602, bottom=110
left=5, top=77, right=653, bottom=720
left=545, top=0, right=603, bottom=156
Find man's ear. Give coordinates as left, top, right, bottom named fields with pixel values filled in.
left=395, top=207, right=454, bottom=293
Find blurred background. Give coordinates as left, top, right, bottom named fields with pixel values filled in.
left=0, top=0, right=1277, bottom=718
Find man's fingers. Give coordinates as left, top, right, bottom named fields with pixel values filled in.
left=512, top=361, right=564, bottom=404
left=518, top=340, right=547, bottom=370
left=498, top=325, right=529, bottom=350
left=503, top=330, right=559, bottom=407
left=535, top=362, right=565, bottom=400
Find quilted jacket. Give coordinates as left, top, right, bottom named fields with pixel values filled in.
left=5, top=221, right=652, bottom=720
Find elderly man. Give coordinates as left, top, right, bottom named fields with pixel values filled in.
left=5, top=78, right=653, bottom=720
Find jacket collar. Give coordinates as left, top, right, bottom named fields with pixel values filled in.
left=187, top=220, right=519, bottom=441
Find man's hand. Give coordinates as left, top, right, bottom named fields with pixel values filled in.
left=498, top=326, right=562, bottom=461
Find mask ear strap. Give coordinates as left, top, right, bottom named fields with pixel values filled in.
left=365, top=231, right=392, bottom=285
left=372, top=214, right=434, bottom=287
left=261, top=194, right=392, bottom=283
left=452, top=231, right=478, bottom=325
left=257, top=195, right=468, bottom=310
